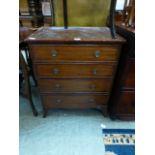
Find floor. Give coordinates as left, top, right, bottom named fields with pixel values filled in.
left=19, top=86, right=135, bottom=155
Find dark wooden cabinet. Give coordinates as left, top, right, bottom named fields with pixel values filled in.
left=109, top=24, right=135, bottom=120
left=20, top=0, right=51, bottom=27
left=28, top=0, right=44, bottom=27
left=26, top=27, right=125, bottom=117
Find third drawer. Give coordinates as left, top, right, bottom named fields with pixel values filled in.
left=38, top=78, right=112, bottom=92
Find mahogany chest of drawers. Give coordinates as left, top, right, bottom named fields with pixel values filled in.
left=26, top=27, right=125, bottom=117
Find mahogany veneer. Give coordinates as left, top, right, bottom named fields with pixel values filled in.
left=26, top=27, right=125, bottom=117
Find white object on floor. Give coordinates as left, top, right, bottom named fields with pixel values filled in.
left=101, top=124, right=106, bottom=129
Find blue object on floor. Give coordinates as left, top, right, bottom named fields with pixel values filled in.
left=103, top=129, right=135, bottom=155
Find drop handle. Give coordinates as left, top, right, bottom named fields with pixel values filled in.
left=94, top=51, right=101, bottom=58
left=56, top=99, right=62, bottom=104
left=92, top=69, right=97, bottom=75
left=51, top=50, right=58, bottom=57
left=90, top=84, right=96, bottom=89
left=88, top=98, right=95, bottom=103
left=52, top=68, right=59, bottom=75
left=55, top=84, right=61, bottom=89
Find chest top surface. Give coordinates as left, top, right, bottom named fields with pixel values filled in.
left=25, top=27, right=125, bottom=44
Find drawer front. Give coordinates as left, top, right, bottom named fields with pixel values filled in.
left=116, top=91, right=135, bottom=114
left=42, top=94, right=108, bottom=109
left=35, top=63, right=116, bottom=78
left=122, top=60, right=135, bottom=89
left=38, top=78, right=112, bottom=92
left=30, top=45, right=120, bottom=61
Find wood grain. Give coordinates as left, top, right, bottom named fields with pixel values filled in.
left=30, top=45, right=121, bottom=62
left=38, top=78, right=112, bottom=92
left=26, top=27, right=125, bottom=117
left=115, top=91, right=135, bottom=114
left=42, top=94, right=108, bottom=109
left=25, top=27, right=126, bottom=43
left=35, top=63, right=116, bottom=78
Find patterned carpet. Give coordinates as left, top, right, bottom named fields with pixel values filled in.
left=103, top=129, right=135, bottom=155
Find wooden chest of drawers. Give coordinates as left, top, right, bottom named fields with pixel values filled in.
left=109, top=24, right=135, bottom=120
left=26, top=27, right=125, bottom=117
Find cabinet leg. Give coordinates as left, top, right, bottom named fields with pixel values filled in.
left=101, top=108, right=108, bottom=117
left=26, top=48, right=38, bottom=87
left=27, top=81, right=38, bottom=116
left=29, top=98, right=38, bottom=116
left=30, top=70, right=38, bottom=86
left=109, top=115, right=118, bottom=120
left=43, top=108, right=48, bottom=118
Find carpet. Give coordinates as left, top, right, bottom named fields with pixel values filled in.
left=103, top=129, right=135, bottom=155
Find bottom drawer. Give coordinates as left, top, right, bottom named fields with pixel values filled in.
left=42, top=94, right=108, bottom=109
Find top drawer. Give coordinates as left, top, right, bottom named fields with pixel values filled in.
left=29, top=45, right=121, bottom=62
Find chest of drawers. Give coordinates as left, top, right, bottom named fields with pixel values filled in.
left=109, top=24, right=135, bottom=120
left=26, top=27, right=125, bottom=117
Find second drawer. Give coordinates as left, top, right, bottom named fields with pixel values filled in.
left=35, top=63, right=116, bottom=78
left=38, top=78, right=112, bottom=92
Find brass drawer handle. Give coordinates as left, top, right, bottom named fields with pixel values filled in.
left=52, top=68, right=59, bottom=75
left=92, top=69, right=97, bottom=75
left=51, top=50, right=58, bottom=57
left=55, top=84, right=61, bottom=89
left=94, top=51, right=101, bottom=58
left=90, top=84, right=96, bottom=89
left=88, top=98, right=95, bottom=103
left=56, top=99, right=62, bottom=104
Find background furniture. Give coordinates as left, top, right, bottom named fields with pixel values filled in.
left=19, top=27, right=38, bottom=86
left=53, top=0, right=111, bottom=26
left=19, top=0, right=117, bottom=37
left=19, top=49, right=38, bottom=116
left=19, top=27, right=38, bottom=116
left=115, top=0, right=135, bottom=28
left=123, top=0, right=135, bottom=27
left=26, top=27, right=125, bottom=117
left=109, top=24, right=135, bottom=120
left=19, top=0, right=54, bottom=27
